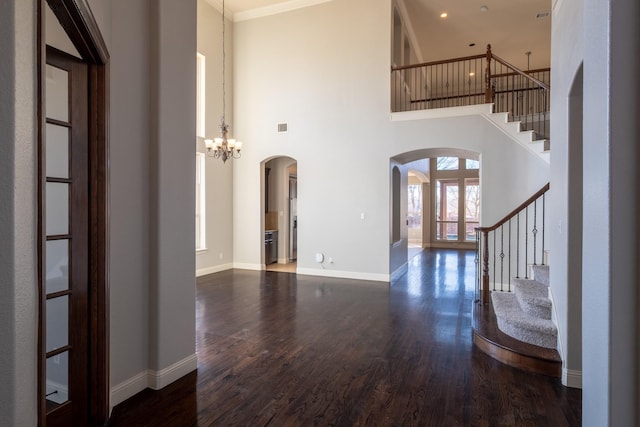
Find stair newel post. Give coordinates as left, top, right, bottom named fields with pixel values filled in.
left=485, top=44, right=493, bottom=104
left=482, top=229, right=490, bottom=304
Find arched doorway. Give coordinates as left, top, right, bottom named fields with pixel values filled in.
left=389, top=148, right=480, bottom=278
left=263, top=156, right=298, bottom=273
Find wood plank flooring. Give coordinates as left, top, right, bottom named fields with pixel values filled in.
left=108, top=249, right=581, bottom=426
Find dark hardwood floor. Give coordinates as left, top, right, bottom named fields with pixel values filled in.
left=108, top=249, right=581, bottom=426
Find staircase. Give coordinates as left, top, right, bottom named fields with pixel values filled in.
left=472, top=184, right=561, bottom=377
left=485, top=112, right=550, bottom=162
left=491, top=264, right=557, bottom=348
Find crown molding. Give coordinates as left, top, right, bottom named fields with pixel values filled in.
left=233, top=0, right=334, bottom=22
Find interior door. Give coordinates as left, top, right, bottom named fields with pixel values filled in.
left=43, top=45, right=89, bottom=426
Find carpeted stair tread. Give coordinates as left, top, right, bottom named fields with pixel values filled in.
left=491, top=291, right=557, bottom=349
left=512, top=278, right=552, bottom=320
left=531, top=264, right=549, bottom=286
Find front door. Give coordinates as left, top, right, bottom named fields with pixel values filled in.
left=42, top=46, right=90, bottom=426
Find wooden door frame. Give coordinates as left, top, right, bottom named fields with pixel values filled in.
left=37, top=0, right=110, bottom=425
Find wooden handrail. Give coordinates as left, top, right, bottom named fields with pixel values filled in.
left=476, top=183, right=550, bottom=233
left=391, top=53, right=485, bottom=72
left=492, top=53, right=550, bottom=91
left=491, top=68, right=551, bottom=79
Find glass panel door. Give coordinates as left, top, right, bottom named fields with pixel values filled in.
left=44, top=47, right=89, bottom=426
left=436, top=179, right=459, bottom=241
left=465, top=178, right=480, bottom=241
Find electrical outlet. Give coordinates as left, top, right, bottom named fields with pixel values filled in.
left=219, top=253, right=223, bottom=260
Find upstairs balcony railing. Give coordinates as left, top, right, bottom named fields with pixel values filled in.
left=391, top=45, right=550, bottom=140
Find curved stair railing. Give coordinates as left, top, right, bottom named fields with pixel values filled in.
left=474, top=183, right=550, bottom=303
left=391, top=45, right=550, bottom=140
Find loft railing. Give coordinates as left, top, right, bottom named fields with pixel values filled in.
left=474, top=183, right=550, bottom=303
left=391, top=45, right=550, bottom=140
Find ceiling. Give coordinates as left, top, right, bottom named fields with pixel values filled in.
left=208, top=0, right=551, bottom=69
left=400, top=0, right=551, bottom=70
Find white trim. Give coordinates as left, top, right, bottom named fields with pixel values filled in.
left=110, top=370, right=148, bottom=409
left=148, top=354, right=198, bottom=390
left=390, top=262, right=408, bottom=282
left=562, top=368, right=583, bottom=389
left=297, top=267, right=389, bottom=283
left=393, top=0, right=424, bottom=63
left=196, top=263, right=234, bottom=277
left=109, top=354, right=198, bottom=411
left=391, top=104, right=493, bottom=122
left=233, top=0, right=334, bottom=22
left=232, top=262, right=264, bottom=271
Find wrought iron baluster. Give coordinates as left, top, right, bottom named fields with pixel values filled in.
left=492, top=231, right=496, bottom=291
left=516, top=212, right=520, bottom=278
left=500, top=225, right=505, bottom=291
left=508, top=218, right=512, bottom=291
left=542, top=193, right=546, bottom=265
left=533, top=199, right=538, bottom=265
left=525, top=205, right=529, bottom=279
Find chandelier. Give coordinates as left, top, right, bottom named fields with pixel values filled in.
left=204, top=0, right=242, bottom=162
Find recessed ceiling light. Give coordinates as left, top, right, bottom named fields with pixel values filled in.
left=469, top=72, right=475, bottom=77
left=440, top=12, right=448, bottom=18
left=480, top=5, right=489, bottom=12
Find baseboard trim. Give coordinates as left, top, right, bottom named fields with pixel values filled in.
left=562, top=368, right=582, bottom=388
left=296, top=268, right=389, bottom=283
left=390, top=262, right=408, bottom=282
left=110, top=370, right=149, bottom=409
left=196, top=263, right=233, bottom=277
left=148, top=353, right=198, bottom=390
left=232, top=262, right=263, bottom=271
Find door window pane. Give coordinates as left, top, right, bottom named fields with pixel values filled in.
left=46, top=124, right=69, bottom=178
left=46, top=182, right=69, bottom=236
left=46, top=240, right=69, bottom=294
left=45, top=65, right=69, bottom=122
left=465, top=159, right=479, bottom=169
left=46, top=351, right=69, bottom=405
left=436, top=179, right=459, bottom=240
left=465, top=178, right=480, bottom=241
left=46, top=296, right=68, bottom=352
left=436, top=157, right=459, bottom=170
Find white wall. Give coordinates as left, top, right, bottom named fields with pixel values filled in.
left=196, top=0, right=235, bottom=276
left=109, top=0, right=151, bottom=398
left=548, top=0, right=584, bottom=389
left=233, top=0, right=549, bottom=282
left=581, top=0, right=639, bottom=425
left=100, top=0, right=198, bottom=408
left=0, top=1, right=38, bottom=424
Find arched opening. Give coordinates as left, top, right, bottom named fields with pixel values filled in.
left=262, top=156, right=298, bottom=273
left=390, top=148, right=480, bottom=277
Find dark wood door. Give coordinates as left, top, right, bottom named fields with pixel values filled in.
left=43, top=45, right=89, bottom=426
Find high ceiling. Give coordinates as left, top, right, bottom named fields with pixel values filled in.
left=400, top=0, right=551, bottom=70
left=209, top=0, right=551, bottom=70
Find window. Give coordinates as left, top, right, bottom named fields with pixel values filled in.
left=464, top=178, right=480, bottom=241
left=436, top=156, right=459, bottom=170
left=195, top=153, right=206, bottom=251
left=407, top=183, right=422, bottom=230
left=435, top=179, right=459, bottom=240
left=196, top=53, right=206, bottom=138
left=431, top=156, right=480, bottom=244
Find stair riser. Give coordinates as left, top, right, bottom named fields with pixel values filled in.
left=517, top=298, right=552, bottom=320
left=496, top=317, right=557, bottom=349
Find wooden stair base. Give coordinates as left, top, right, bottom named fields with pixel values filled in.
left=472, top=299, right=561, bottom=378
